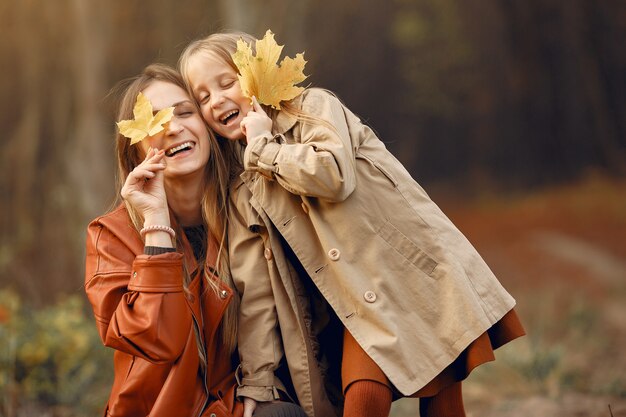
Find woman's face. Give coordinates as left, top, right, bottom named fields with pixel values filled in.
left=185, top=52, right=252, bottom=141
left=139, top=81, right=211, bottom=179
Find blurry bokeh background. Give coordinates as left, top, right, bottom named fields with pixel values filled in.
left=1, top=1, right=625, bottom=416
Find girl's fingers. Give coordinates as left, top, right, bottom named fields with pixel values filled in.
left=251, top=96, right=270, bottom=118
left=243, top=398, right=257, bottom=417
left=252, top=96, right=263, bottom=112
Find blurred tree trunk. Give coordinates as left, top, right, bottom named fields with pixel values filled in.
left=491, top=0, right=626, bottom=183
left=2, top=1, right=48, bottom=303
left=579, top=1, right=626, bottom=174
left=71, top=0, right=112, bottom=222
left=216, top=0, right=309, bottom=51
left=11, top=1, right=41, bottom=302
left=1, top=1, right=112, bottom=305
left=388, top=0, right=625, bottom=187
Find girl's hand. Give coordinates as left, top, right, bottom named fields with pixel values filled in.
left=120, top=148, right=169, bottom=224
left=243, top=397, right=257, bottom=417
left=240, top=96, right=273, bottom=145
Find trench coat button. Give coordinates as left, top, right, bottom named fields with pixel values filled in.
left=364, top=291, right=377, bottom=303
left=210, top=414, right=217, bottom=417
left=264, top=247, right=273, bottom=261
left=219, top=290, right=228, bottom=299
left=328, top=248, right=341, bottom=261
left=301, top=202, right=309, bottom=214
left=132, top=271, right=137, bottom=278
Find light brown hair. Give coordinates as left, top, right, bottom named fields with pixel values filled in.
left=112, top=63, right=239, bottom=355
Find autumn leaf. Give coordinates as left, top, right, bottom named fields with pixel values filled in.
left=117, top=92, right=174, bottom=145
left=232, top=29, right=308, bottom=110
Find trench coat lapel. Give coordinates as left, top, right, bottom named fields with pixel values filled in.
left=240, top=173, right=303, bottom=324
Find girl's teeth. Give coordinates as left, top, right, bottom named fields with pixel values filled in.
left=221, top=110, right=238, bottom=123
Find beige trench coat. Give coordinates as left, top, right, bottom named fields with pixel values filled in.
left=228, top=88, right=516, bottom=417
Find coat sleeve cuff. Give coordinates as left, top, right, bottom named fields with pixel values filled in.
left=244, top=134, right=282, bottom=178
left=236, top=385, right=280, bottom=402
left=236, top=369, right=282, bottom=401
left=127, top=252, right=184, bottom=293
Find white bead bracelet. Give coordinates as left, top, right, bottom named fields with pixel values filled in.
left=140, top=224, right=176, bottom=239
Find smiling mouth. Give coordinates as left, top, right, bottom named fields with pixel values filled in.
left=219, top=110, right=239, bottom=125
left=165, top=141, right=194, bottom=157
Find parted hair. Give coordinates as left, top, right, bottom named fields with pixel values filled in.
left=113, top=63, right=239, bottom=356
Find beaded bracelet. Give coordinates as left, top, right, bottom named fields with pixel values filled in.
left=140, top=224, right=176, bottom=239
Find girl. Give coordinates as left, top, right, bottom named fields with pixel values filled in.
left=84, top=63, right=306, bottom=417
left=179, top=33, right=525, bottom=417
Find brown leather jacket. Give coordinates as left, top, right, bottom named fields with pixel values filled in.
left=85, top=204, right=243, bottom=417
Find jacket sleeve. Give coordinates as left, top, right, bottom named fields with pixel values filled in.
left=228, top=189, right=283, bottom=402
left=244, top=89, right=357, bottom=202
left=84, top=219, right=192, bottom=364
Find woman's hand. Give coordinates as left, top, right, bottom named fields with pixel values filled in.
left=243, top=397, right=257, bottom=417
left=121, top=148, right=169, bottom=225
left=240, top=96, right=273, bottom=145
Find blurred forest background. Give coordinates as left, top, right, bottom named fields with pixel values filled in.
left=1, top=0, right=625, bottom=416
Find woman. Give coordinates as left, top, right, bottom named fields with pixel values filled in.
left=84, top=63, right=305, bottom=417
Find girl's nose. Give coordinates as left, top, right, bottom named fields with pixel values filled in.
left=211, top=93, right=225, bottom=109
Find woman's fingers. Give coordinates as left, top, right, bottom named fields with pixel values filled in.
left=130, top=164, right=165, bottom=180
left=143, top=147, right=156, bottom=161
left=136, top=147, right=166, bottom=175
left=120, top=148, right=168, bottom=214
left=139, top=162, right=167, bottom=172
left=130, top=168, right=156, bottom=181
left=143, top=147, right=165, bottom=162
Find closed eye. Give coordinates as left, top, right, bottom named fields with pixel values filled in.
left=174, top=103, right=196, bottom=117
left=198, top=93, right=210, bottom=105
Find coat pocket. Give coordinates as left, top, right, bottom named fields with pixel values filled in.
left=355, top=150, right=398, bottom=188
left=201, top=399, right=230, bottom=417
left=377, top=219, right=438, bottom=276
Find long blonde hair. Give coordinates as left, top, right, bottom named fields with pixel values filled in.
left=113, top=63, right=239, bottom=355
left=178, top=32, right=334, bottom=134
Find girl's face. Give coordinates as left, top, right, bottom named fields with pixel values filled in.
left=186, top=52, right=252, bottom=141
left=139, top=81, right=211, bottom=179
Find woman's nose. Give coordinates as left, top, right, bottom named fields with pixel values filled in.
left=165, top=118, right=184, bottom=135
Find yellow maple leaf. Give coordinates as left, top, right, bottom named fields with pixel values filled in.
left=232, top=30, right=308, bottom=110
left=117, top=92, right=175, bottom=145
